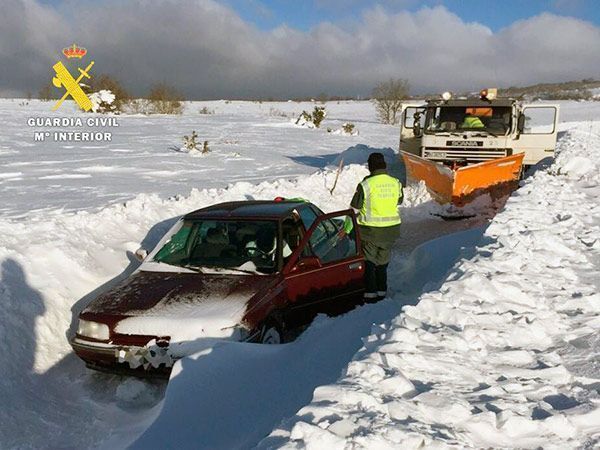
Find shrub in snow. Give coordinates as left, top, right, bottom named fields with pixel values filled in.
left=295, top=110, right=314, bottom=128
left=147, top=83, right=184, bottom=115
left=183, top=131, right=200, bottom=151
left=312, top=106, right=326, bottom=127
left=89, top=89, right=117, bottom=113
left=294, top=106, right=326, bottom=129
left=89, top=73, right=129, bottom=111
left=123, top=84, right=184, bottom=115
left=124, top=99, right=150, bottom=114
left=177, top=132, right=210, bottom=156
left=269, top=107, right=290, bottom=118
left=342, top=123, right=355, bottom=134
left=198, top=106, right=214, bottom=115
left=327, top=122, right=359, bottom=136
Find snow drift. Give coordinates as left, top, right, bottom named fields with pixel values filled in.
left=257, top=122, right=600, bottom=449
left=0, top=159, right=434, bottom=448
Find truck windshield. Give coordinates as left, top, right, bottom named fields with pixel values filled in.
left=425, top=106, right=512, bottom=135
left=153, top=219, right=279, bottom=274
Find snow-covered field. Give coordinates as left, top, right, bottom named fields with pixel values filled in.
left=0, top=99, right=397, bottom=219
left=0, top=99, right=598, bottom=449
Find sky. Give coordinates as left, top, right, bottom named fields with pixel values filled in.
left=2, top=0, right=600, bottom=99
left=223, top=0, right=600, bottom=32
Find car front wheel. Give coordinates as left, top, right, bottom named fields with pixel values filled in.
left=261, top=325, right=282, bottom=344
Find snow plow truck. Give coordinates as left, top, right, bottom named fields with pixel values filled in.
left=399, top=89, right=559, bottom=206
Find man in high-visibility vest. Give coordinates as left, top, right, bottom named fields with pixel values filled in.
left=350, top=152, right=403, bottom=302
left=461, top=113, right=485, bottom=128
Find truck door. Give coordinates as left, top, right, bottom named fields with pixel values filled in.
left=400, top=104, right=426, bottom=156
left=516, top=105, right=560, bottom=166
left=283, top=210, right=364, bottom=324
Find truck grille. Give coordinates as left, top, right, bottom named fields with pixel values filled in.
left=422, top=147, right=508, bottom=162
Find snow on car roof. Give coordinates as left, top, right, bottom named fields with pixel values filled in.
left=184, top=200, right=310, bottom=220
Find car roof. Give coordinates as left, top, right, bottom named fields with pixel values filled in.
left=184, top=200, right=314, bottom=220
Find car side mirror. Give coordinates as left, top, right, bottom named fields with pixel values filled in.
left=135, top=248, right=148, bottom=262
left=295, top=256, right=321, bottom=271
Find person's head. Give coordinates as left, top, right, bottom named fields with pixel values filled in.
left=368, top=152, right=386, bottom=173
left=206, top=227, right=227, bottom=244
left=256, top=228, right=275, bottom=253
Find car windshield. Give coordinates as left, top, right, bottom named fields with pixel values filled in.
left=153, top=219, right=279, bottom=274
left=425, top=106, right=512, bottom=135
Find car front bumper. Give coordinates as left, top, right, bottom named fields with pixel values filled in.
left=71, top=337, right=174, bottom=376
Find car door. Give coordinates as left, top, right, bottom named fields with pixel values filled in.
left=400, top=103, right=426, bottom=156
left=282, top=210, right=365, bottom=326
left=516, top=105, right=559, bottom=165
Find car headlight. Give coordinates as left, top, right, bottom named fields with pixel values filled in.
left=77, top=319, right=110, bottom=340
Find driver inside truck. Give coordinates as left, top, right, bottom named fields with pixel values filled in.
left=461, top=112, right=485, bottom=129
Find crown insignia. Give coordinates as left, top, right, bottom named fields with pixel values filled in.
left=62, top=44, right=87, bottom=59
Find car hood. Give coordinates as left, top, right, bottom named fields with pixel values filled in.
left=82, top=270, right=276, bottom=343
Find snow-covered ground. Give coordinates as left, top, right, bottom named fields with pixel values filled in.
left=0, top=99, right=598, bottom=449
left=256, top=123, right=600, bottom=449
left=0, top=99, right=395, bottom=219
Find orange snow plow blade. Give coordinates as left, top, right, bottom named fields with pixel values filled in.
left=401, top=151, right=524, bottom=206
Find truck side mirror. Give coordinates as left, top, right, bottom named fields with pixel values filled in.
left=412, top=111, right=422, bottom=137
left=413, top=121, right=422, bottom=137
left=517, top=115, right=525, bottom=133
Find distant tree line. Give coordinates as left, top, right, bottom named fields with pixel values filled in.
left=36, top=74, right=598, bottom=117
left=38, top=75, right=184, bottom=114
left=499, top=79, right=600, bottom=101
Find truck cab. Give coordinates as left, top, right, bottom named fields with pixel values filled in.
left=400, top=92, right=559, bottom=169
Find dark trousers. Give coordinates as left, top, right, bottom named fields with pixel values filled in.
left=365, top=261, right=388, bottom=300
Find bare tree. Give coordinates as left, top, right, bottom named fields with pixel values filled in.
left=147, top=83, right=184, bottom=114
left=38, top=82, right=55, bottom=101
left=371, top=78, right=410, bottom=124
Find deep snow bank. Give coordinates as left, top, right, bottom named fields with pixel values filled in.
left=0, top=162, right=433, bottom=448
left=131, top=215, right=482, bottom=450
left=258, top=122, right=600, bottom=449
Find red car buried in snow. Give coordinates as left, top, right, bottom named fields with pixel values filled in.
left=70, top=200, right=365, bottom=376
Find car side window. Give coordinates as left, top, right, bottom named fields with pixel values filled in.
left=154, top=222, right=194, bottom=263
left=298, top=205, right=318, bottom=230
left=305, top=214, right=357, bottom=264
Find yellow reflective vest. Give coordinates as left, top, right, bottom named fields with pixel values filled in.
left=462, top=115, right=484, bottom=128
left=357, top=174, right=402, bottom=227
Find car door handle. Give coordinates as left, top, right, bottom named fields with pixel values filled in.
left=348, top=262, right=362, bottom=271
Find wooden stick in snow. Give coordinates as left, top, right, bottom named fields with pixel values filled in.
left=329, top=158, right=344, bottom=195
